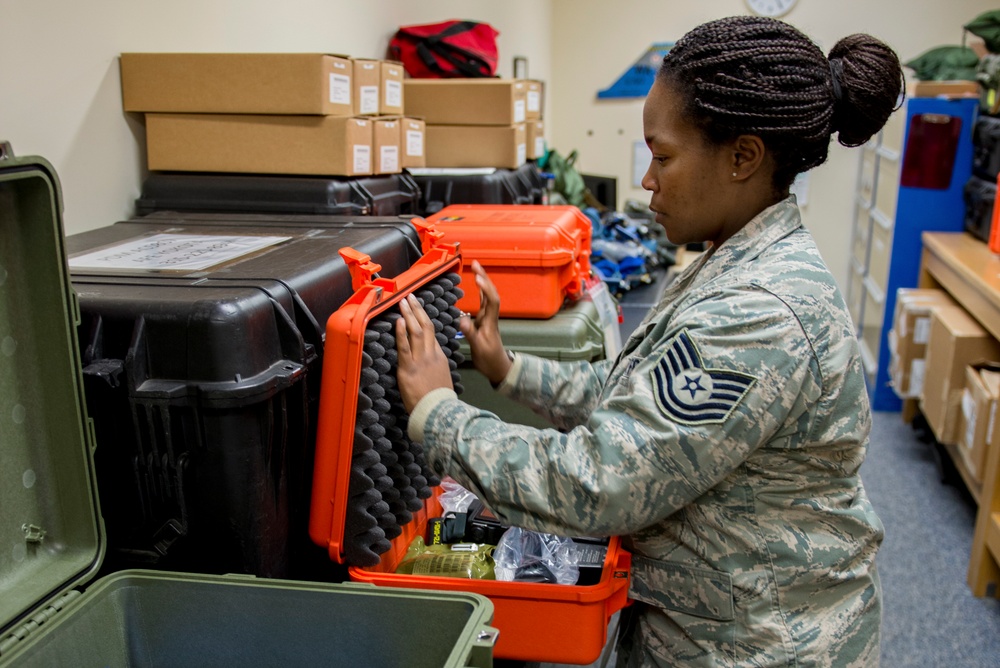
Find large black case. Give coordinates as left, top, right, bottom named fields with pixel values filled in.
left=134, top=172, right=422, bottom=217
left=973, top=115, right=1000, bottom=181
left=411, top=163, right=546, bottom=215
left=64, top=213, right=423, bottom=579
left=964, top=175, right=997, bottom=243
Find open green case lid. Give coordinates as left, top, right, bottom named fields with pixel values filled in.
left=0, top=142, right=104, bottom=641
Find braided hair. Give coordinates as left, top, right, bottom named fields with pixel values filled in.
left=659, top=16, right=904, bottom=192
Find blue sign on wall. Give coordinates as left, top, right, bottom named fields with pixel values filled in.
left=598, top=43, right=673, bottom=99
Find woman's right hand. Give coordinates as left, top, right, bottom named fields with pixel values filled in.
left=458, top=261, right=512, bottom=386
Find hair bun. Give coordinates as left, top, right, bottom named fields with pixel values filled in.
left=828, top=34, right=905, bottom=147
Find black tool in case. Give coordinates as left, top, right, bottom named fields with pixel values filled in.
left=0, top=142, right=497, bottom=667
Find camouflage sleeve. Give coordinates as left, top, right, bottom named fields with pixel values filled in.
left=410, top=286, right=822, bottom=537
left=489, top=353, right=615, bottom=431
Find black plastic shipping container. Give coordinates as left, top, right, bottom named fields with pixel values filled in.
left=973, top=115, right=1000, bottom=181
left=134, top=172, right=422, bottom=217
left=411, top=163, right=546, bottom=215
left=65, top=215, right=423, bottom=580
left=964, top=175, right=997, bottom=243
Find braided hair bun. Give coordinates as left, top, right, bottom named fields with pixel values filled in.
left=659, top=16, right=904, bottom=191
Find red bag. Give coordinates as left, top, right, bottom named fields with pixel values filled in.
left=389, top=20, right=500, bottom=78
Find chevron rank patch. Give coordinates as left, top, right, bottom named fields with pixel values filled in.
left=651, top=329, right=756, bottom=425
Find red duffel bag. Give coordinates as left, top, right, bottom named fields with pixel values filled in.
left=389, top=20, right=500, bottom=78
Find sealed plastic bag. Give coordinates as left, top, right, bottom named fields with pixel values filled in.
left=395, top=536, right=496, bottom=579
left=493, top=528, right=580, bottom=585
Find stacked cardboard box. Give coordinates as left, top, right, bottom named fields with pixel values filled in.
left=920, top=304, right=1000, bottom=445
left=120, top=53, right=422, bottom=176
left=403, top=79, right=545, bottom=169
left=957, top=363, right=1000, bottom=482
left=888, top=288, right=957, bottom=398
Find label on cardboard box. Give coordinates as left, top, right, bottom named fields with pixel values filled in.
left=330, top=73, right=351, bottom=105
left=381, top=146, right=399, bottom=173
left=962, top=388, right=977, bottom=451
left=385, top=80, right=402, bottom=108
left=913, top=317, right=931, bottom=345
left=517, top=143, right=527, bottom=166
left=360, top=86, right=378, bottom=114
left=354, top=145, right=371, bottom=173
left=910, top=359, right=926, bottom=397
left=534, top=137, right=545, bottom=158
left=514, top=100, right=526, bottom=124
left=528, top=90, right=540, bottom=113
left=407, top=130, right=424, bottom=157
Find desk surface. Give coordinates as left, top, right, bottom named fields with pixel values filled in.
left=922, top=232, right=1000, bottom=342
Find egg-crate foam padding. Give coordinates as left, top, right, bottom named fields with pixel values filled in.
left=310, top=243, right=465, bottom=566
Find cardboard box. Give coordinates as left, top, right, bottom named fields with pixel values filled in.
left=374, top=118, right=401, bottom=174
left=525, top=80, right=544, bottom=120
left=121, top=53, right=353, bottom=115
left=353, top=58, right=382, bottom=116
left=957, top=364, right=1000, bottom=482
left=381, top=61, right=405, bottom=115
left=401, top=117, right=426, bottom=168
left=526, top=120, right=545, bottom=160
left=146, top=113, right=373, bottom=176
left=889, top=288, right=957, bottom=397
left=920, top=305, right=1000, bottom=445
left=906, top=80, right=980, bottom=99
left=404, top=79, right=527, bottom=126
left=426, top=124, right=527, bottom=169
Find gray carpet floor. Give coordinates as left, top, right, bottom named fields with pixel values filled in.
left=863, top=411, right=1000, bottom=667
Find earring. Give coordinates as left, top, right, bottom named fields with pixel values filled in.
left=732, top=172, right=737, bottom=177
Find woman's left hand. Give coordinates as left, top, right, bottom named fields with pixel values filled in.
left=396, top=294, right=454, bottom=413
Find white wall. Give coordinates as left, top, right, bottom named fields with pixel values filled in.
left=0, top=0, right=553, bottom=235
left=549, top=0, right=996, bottom=290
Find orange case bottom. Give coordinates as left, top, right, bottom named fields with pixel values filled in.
left=350, top=491, right=632, bottom=664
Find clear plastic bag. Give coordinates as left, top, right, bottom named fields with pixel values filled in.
left=439, top=477, right=477, bottom=514
left=493, top=527, right=580, bottom=585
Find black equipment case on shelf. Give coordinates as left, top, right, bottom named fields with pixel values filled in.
left=0, top=143, right=497, bottom=668
left=64, top=212, right=425, bottom=579
left=409, top=163, right=546, bottom=215
left=964, top=174, right=997, bottom=243
left=973, top=115, right=1000, bottom=182
left=134, top=172, right=422, bottom=217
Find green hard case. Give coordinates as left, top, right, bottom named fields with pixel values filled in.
left=0, top=143, right=497, bottom=667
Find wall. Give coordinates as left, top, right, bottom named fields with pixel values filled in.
left=0, top=0, right=552, bottom=235
left=549, top=0, right=996, bottom=290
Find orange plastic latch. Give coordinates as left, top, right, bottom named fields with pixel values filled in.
left=339, top=247, right=383, bottom=291
left=410, top=218, right=446, bottom=254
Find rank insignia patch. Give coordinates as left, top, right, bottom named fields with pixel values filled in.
left=650, top=330, right=756, bottom=425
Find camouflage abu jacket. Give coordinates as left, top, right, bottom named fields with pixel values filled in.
left=408, top=197, right=883, bottom=667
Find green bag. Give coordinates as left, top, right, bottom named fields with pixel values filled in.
left=904, top=45, right=979, bottom=81
left=966, top=10, right=1000, bottom=54
left=538, top=149, right=588, bottom=209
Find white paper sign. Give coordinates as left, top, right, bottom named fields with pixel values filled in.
left=330, top=73, right=351, bottom=104
left=406, top=130, right=424, bottom=157
left=385, top=80, right=402, bottom=108
left=516, top=143, right=527, bottom=167
left=353, top=145, right=371, bottom=173
left=359, top=85, right=378, bottom=114
left=514, top=100, right=526, bottom=123
left=68, top=234, right=290, bottom=272
left=381, top=146, right=399, bottom=173
left=527, top=90, right=541, bottom=112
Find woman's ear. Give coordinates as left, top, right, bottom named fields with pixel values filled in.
left=731, top=135, right=766, bottom=180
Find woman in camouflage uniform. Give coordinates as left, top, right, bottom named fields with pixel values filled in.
left=396, top=16, right=903, bottom=667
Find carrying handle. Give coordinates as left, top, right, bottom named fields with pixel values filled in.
left=339, top=248, right=383, bottom=292
left=410, top=217, right=446, bottom=254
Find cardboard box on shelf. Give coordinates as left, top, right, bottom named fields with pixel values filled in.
left=145, top=113, right=373, bottom=177
left=404, top=79, right=527, bottom=125
left=401, top=117, right=426, bottom=168
left=426, top=124, right=527, bottom=170
left=525, top=80, right=544, bottom=119
left=352, top=58, right=381, bottom=116
left=526, top=121, right=545, bottom=160
left=889, top=288, right=957, bottom=398
left=121, top=53, right=353, bottom=115
left=920, top=304, right=1000, bottom=445
left=907, top=80, right=980, bottom=99
left=374, top=117, right=401, bottom=175
left=381, top=61, right=405, bottom=115
left=957, top=364, right=1000, bottom=483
